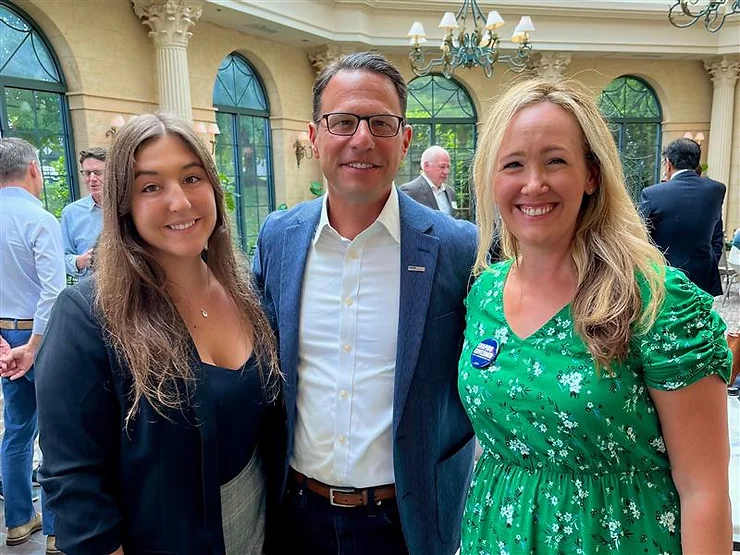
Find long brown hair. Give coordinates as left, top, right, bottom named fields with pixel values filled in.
left=95, top=113, right=280, bottom=424
left=472, top=79, right=665, bottom=371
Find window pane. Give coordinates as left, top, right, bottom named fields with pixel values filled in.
left=0, top=5, right=60, bottom=82
left=405, top=76, right=477, bottom=221
left=213, top=54, right=268, bottom=112
left=597, top=77, right=662, bottom=196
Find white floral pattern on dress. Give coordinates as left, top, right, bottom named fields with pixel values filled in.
left=458, top=260, right=731, bottom=554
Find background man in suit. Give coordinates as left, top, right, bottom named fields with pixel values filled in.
left=640, top=138, right=725, bottom=296
left=399, top=145, right=456, bottom=216
left=253, top=52, right=476, bottom=555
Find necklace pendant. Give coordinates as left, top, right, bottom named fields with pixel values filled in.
left=200, top=308, right=208, bottom=318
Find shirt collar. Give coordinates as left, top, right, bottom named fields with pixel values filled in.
left=422, top=172, right=445, bottom=192
left=0, top=186, right=42, bottom=207
left=313, top=185, right=401, bottom=245
left=84, top=194, right=101, bottom=211
left=671, top=169, right=694, bottom=180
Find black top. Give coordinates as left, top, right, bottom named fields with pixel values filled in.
left=202, top=356, right=265, bottom=484
left=33, top=279, right=287, bottom=555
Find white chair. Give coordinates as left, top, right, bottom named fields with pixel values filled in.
left=720, top=249, right=738, bottom=305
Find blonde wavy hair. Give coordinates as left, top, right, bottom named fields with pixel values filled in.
left=95, top=113, right=280, bottom=424
left=473, top=79, right=665, bottom=370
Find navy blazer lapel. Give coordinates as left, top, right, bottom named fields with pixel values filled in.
left=279, top=202, right=321, bottom=403
left=393, top=195, right=439, bottom=433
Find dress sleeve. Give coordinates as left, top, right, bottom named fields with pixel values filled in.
left=637, top=267, right=731, bottom=390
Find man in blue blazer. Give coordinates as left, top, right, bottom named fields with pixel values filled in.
left=253, top=52, right=476, bottom=555
left=640, top=138, right=725, bottom=296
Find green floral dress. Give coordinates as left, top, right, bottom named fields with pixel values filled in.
left=458, top=260, right=731, bottom=555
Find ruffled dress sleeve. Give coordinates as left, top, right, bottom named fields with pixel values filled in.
left=636, top=267, right=731, bottom=390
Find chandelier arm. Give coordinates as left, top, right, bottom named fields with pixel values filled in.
left=409, top=48, right=447, bottom=77
left=668, top=0, right=738, bottom=32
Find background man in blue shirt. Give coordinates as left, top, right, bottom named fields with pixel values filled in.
left=0, top=137, right=65, bottom=553
left=61, top=147, right=106, bottom=279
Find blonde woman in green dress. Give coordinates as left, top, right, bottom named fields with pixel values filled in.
left=459, top=79, right=732, bottom=554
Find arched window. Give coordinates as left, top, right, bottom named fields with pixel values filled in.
left=597, top=76, right=662, bottom=201
left=401, top=75, right=477, bottom=221
left=0, top=0, right=76, bottom=216
left=213, top=53, right=274, bottom=255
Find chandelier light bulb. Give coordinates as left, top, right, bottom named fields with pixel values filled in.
left=514, top=16, right=535, bottom=34
left=485, top=10, right=505, bottom=30
left=407, top=21, right=426, bottom=39
left=438, top=12, right=459, bottom=30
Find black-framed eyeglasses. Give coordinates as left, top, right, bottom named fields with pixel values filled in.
left=80, top=169, right=103, bottom=178
left=320, top=112, right=405, bottom=138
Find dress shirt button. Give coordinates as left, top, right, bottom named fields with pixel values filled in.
left=345, top=297, right=353, bottom=307
left=338, top=434, right=346, bottom=444
left=343, top=344, right=351, bottom=352
left=348, top=250, right=358, bottom=260
left=340, top=390, right=348, bottom=399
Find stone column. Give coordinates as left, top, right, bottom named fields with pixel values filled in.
left=132, top=0, right=203, bottom=121
left=529, top=52, right=572, bottom=80
left=704, top=56, right=740, bottom=188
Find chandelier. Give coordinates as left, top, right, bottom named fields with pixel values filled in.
left=668, top=0, right=740, bottom=32
left=407, top=0, right=534, bottom=78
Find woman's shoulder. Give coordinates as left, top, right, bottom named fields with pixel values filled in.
left=466, top=259, right=511, bottom=307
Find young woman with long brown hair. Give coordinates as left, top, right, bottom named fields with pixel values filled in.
left=34, top=113, right=282, bottom=555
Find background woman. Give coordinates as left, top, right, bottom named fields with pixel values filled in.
left=459, top=79, right=732, bottom=554
left=35, top=113, right=282, bottom=555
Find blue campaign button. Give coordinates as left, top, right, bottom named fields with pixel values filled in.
left=470, top=338, right=499, bottom=369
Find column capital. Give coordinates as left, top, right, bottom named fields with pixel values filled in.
left=132, top=0, right=203, bottom=48
left=309, top=44, right=342, bottom=75
left=529, top=52, right=572, bottom=80
left=704, top=55, right=740, bottom=88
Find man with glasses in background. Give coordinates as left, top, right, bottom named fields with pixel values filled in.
left=60, top=148, right=106, bottom=279
left=253, top=52, right=477, bottom=555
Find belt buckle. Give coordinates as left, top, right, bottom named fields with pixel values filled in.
left=328, top=486, right=357, bottom=507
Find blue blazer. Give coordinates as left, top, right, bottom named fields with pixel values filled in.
left=640, top=171, right=725, bottom=296
left=253, top=192, right=477, bottom=555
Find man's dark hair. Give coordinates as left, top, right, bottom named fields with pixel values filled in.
left=662, top=138, right=700, bottom=171
left=312, top=52, right=407, bottom=123
left=79, top=147, right=107, bottom=165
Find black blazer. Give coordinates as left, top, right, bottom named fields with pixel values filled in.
left=34, top=279, right=284, bottom=555
left=640, top=171, right=725, bottom=296
left=398, top=175, right=456, bottom=213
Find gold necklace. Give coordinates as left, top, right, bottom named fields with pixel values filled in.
left=200, top=268, right=210, bottom=318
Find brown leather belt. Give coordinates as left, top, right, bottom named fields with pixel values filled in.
left=0, top=319, right=33, bottom=330
left=289, top=469, right=396, bottom=508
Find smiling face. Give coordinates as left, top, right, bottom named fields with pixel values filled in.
left=130, top=134, right=217, bottom=268
left=494, top=101, right=596, bottom=254
left=308, top=69, right=412, bottom=207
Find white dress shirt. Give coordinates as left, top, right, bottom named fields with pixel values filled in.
left=422, top=173, right=453, bottom=215
left=292, top=187, right=401, bottom=488
left=0, top=187, right=66, bottom=335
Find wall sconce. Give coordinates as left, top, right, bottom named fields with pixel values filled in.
left=196, top=121, right=221, bottom=154
left=294, top=131, right=313, bottom=167
left=106, top=114, right=126, bottom=138
left=683, top=131, right=705, bottom=145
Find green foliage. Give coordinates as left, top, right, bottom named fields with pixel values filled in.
left=218, top=171, right=235, bottom=211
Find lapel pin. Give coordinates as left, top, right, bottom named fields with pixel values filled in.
left=470, top=338, right=500, bottom=369
left=408, top=265, right=426, bottom=272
